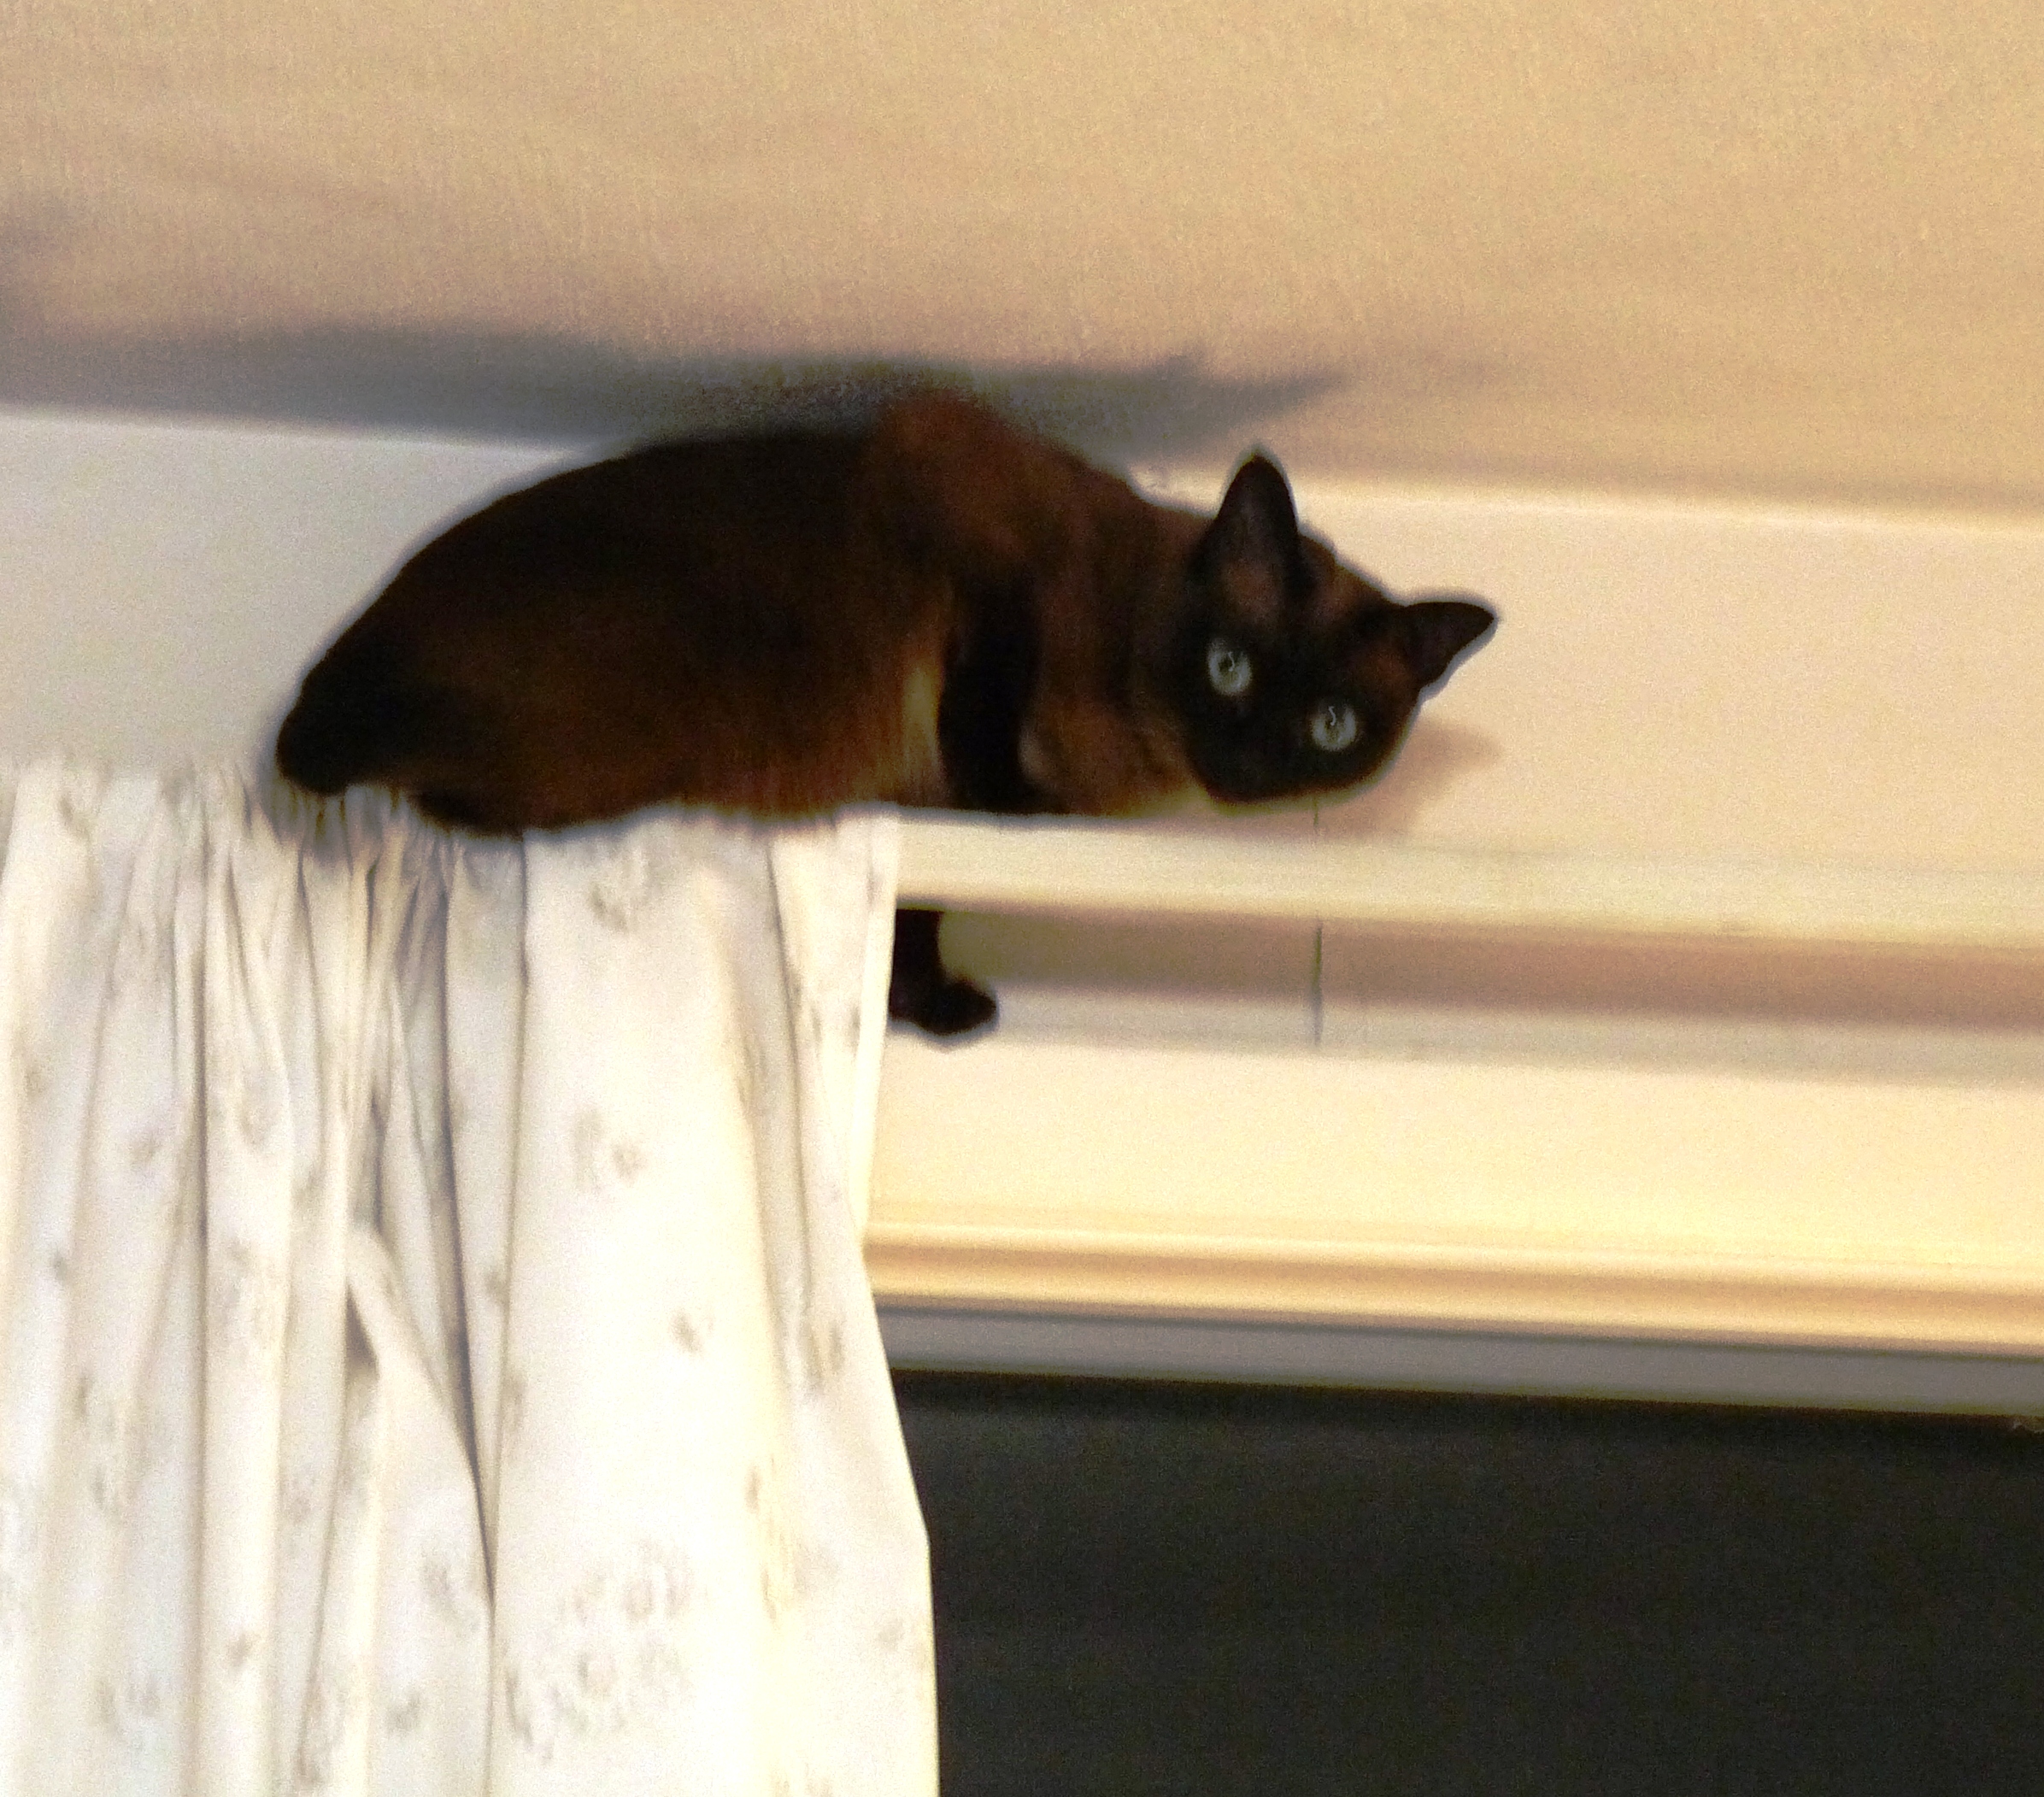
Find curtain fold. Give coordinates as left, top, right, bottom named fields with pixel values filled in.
left=0, top=760, right=931, bottom=1796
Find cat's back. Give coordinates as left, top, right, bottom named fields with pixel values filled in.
left=276, top=412, right=979, bottom=823
left=379, top=396, right=1101, bottom=612
left=379, top=427, right=875, bottom=624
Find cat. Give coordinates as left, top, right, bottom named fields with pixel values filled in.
left=277, top=394, right=1495, bottom=1036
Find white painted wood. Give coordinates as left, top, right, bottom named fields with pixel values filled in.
left=0, top=408, right=577, bottom=768
left=12, top=405, right=2044, bottom=885
left=11, top=404, right=2044, bottom=1395
left=899, top=818, right=2044, bottom=954
left=866, top=1030, right=2044, bottom=1357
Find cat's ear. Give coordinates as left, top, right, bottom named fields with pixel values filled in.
left=1396, top=596, right=1496, bottom=690
left=1197, top=453, right=1302, bottom=578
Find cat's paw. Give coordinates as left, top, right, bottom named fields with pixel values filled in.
left=891, top=976, right=998, bottom=1041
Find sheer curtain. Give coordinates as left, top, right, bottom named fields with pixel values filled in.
left=0, top=759, right=934, bottom=1796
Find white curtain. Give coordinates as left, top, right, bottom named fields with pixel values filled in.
left=0, top=760, right=934, bottom=1796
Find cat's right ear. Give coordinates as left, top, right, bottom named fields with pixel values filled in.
left=1197, top=454, right=1304, bottom=582
left=1397, top=596, right=1498, bottom=690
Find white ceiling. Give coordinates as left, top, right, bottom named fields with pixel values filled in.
left=7, top=0, right=2041, bottom=511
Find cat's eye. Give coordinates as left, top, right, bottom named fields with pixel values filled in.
left=1309, top=701, right=1359, bottom=753
left=1206, top=637, right=1253, bottom=697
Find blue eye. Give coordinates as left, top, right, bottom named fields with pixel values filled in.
left=1207, top=637, right=1253, bottom=697
left=1309, top=702, right=1358, bottom=752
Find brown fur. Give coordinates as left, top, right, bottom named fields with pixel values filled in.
left=276, top=395, right=1495, bottom=1031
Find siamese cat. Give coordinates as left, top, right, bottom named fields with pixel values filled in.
left=278, top=395, right=1495, bottom=1036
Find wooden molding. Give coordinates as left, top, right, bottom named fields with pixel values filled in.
left=867, top=1224, right=2044, bottom=1357
left=897, top=815, right=2044, bottom=954
left=867, top=1025, right=2044, bottom=1360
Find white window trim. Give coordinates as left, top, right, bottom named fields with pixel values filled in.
left=872, top=819, right=2044, bottom=1404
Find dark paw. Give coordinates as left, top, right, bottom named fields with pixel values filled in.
left=888, top=906, right=997, bottom=1040
left=890, top=974, right=998, bottom=1040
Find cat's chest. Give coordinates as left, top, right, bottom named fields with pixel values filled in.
left=1017, top=703, right=1197, bottom=816
left=889, top=658, right=951, bottom=807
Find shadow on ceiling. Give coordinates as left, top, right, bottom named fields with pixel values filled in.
left=0, top=235, right=1343, bottom=466
left=1, top=329, right=1348, bottom=471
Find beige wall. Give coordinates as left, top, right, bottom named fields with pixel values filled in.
left=9, top=405, right=2044, bottom=880
left=7, top=1, right=2041, bottom=512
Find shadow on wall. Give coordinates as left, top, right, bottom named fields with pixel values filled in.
left=1316, top=719, right=1502, bottom=838
left=0, top=233, right=1343, bottom=467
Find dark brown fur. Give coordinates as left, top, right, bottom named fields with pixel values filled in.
left=278, top=396, right=1495, bottom=1034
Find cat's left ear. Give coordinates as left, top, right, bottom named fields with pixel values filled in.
left=1396, top=596, right=1497, bottom=690
left=1198, top=453, right=1304, bottom=578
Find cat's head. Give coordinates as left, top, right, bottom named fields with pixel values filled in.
left=1168, top=454, right=1495, bottom=805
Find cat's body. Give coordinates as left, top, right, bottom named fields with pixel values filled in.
left=278, top=395, right=1495, bottom=1033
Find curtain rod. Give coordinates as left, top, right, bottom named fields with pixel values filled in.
left=894, top=817, right=2044, bottom=954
